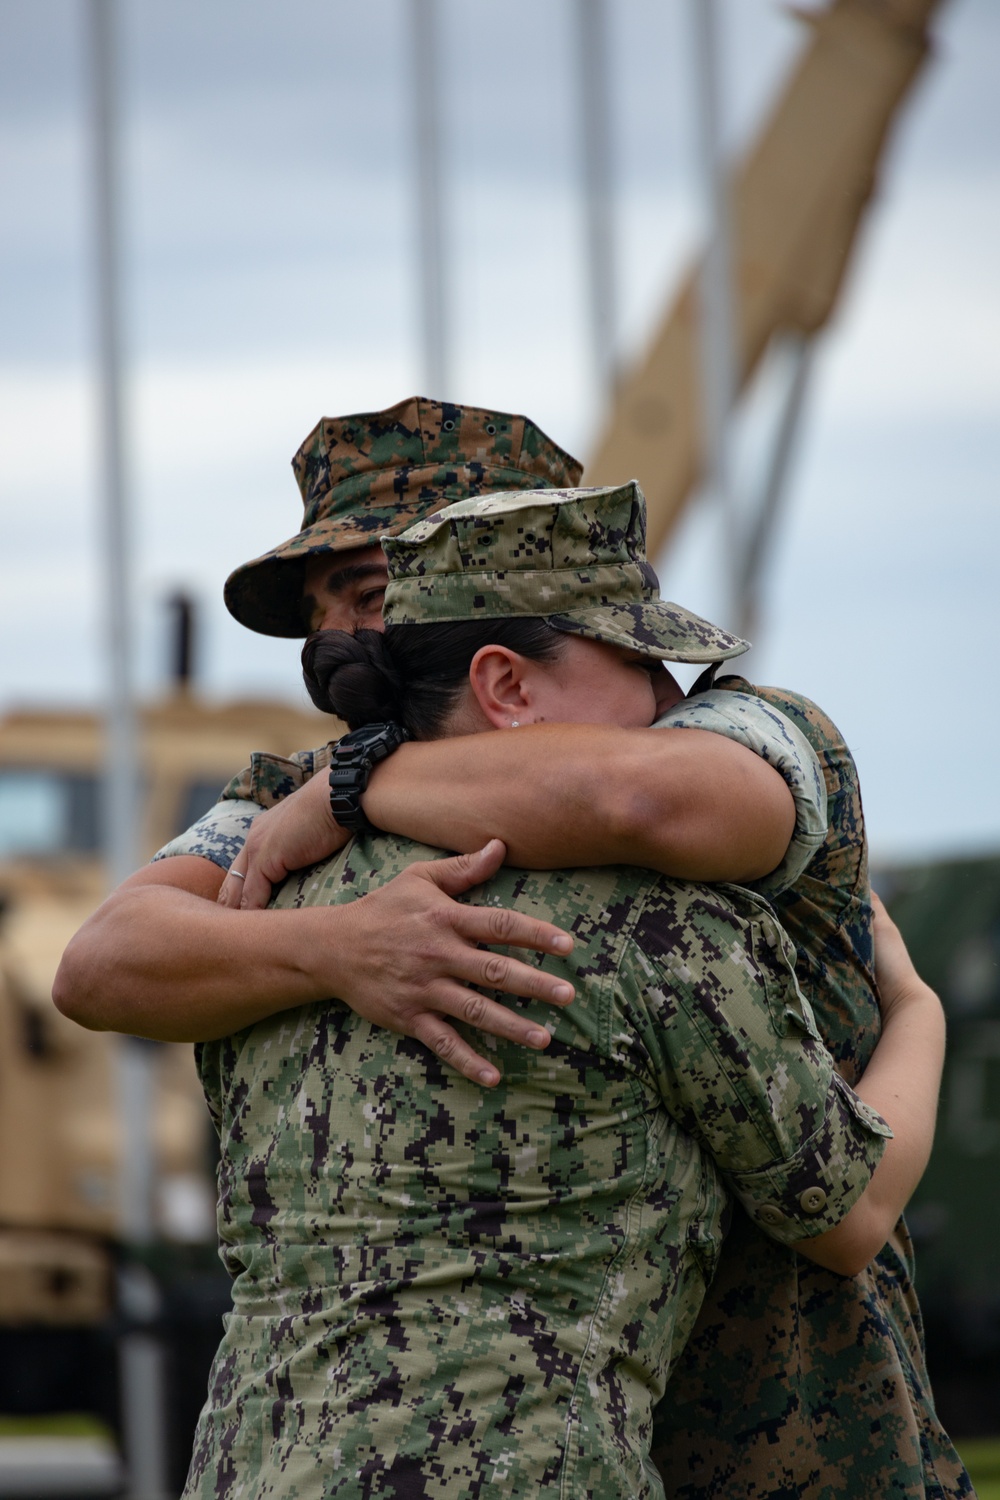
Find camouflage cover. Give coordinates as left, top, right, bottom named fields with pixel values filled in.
left=186, top=836, right=890, bottom=1500
left=383, top=484, right=749, bottom=665
left=225, top=398, right=582, bottom=638
left=652, top=678, right=974, bottom=1500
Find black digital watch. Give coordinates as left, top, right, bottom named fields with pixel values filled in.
left=328, top=722, right=410, bottom=833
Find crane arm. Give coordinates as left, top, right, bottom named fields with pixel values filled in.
left=586, top=0, right=947, bottom=554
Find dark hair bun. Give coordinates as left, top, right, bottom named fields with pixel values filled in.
left=301, top=629, right=403, bottom=728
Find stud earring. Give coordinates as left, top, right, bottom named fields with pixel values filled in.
left=510, top=720, right=520, bottom=728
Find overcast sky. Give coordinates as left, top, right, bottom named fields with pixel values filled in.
left=1, top=0, right=997, bottom=864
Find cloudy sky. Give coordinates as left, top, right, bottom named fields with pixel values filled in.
left=1, top=0, right=997, bottom=864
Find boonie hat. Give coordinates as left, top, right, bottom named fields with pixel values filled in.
left=224, top=396, right=582, bottom=637
left=382, top=482, right=749, bottom=665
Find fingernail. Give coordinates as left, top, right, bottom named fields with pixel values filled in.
left=552, top=984, right=574, bottom=1002
left=550, top=935, right=573, bottom=954
left=478, top=1067, right=499, bottom=1085
left=527, top=1028, right=550, bottom=1047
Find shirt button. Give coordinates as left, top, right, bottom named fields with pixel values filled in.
left=799, top=1187, right=828, bottom=1215
left=758, top=1203, right=787, bottom=1228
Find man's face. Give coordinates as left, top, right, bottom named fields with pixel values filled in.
left=303, top=546, right=390, bottom=634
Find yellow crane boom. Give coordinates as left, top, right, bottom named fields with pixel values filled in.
left=586, top=0, right=947, bottom=555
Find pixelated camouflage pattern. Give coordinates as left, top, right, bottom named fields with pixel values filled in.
left=224, top=745, right=333, bottom=810
left=225, top=397, right=583, bottom=639
left=149, top=748, right=336, bottom=869
left=187, top=837, right=889, bottom=1500
left=651, top=677, right=975, bottom=1500
left=655, top=689, right=827, bottom=898
left=383, top=485, right=750, bottom=665
left=152, top=748, right=337, bottom=872
left=151, top=796, right=262, bottom=873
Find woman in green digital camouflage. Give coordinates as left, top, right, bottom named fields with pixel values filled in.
left=182, top=485, right=951, bottom=1500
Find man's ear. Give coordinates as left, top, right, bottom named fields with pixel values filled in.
left=468, top=645, right=533, bottom=729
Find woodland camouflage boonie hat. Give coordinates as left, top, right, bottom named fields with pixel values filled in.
left=382, top=483, right=750, bottom=665
left=224, top=395, right=583, bottom=637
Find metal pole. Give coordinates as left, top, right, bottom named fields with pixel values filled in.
left=410, top=0, right=448, bottom=397
left=576, top=0, right=617, bottom=403
left=89, top=0, right=138, bottom=893
left=737, top=334, right=815, bottom=641
left=87, top=4, right=168, bottom=1494
left=118, top=1262, right=170, bottom=1500
left=689, top=0, right=739, bottom=628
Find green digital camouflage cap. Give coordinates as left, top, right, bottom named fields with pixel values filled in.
left=382, top=482, right=750, bottom=665
left=224, top=396, right=583, bottom=637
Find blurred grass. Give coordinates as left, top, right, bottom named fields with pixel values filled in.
left=0, top=1414, right=114, bottom=1440
left=960, top=1438, right=1000, bottom=1499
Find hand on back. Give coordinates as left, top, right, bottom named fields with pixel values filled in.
left=318, top=839, right=575, bottom=1086
left=218, top=800, right=576, bottom=1086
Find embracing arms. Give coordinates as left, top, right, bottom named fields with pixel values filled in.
left=789, top=893, right=946, bottom=1276
left=52, top=840, right=576, bottom=1083
left=652, top=887, right=946, bottom=1279
left=223, top=719, right=799, bottom=908
left=54, top=703, right=805, bottom=1076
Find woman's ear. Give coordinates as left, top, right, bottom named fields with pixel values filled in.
left=468, top=645, right=532, bottom=729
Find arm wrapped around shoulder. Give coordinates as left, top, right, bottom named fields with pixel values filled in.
left=626, top=885, right=891, bottom=1273
left=725, top=1070, right=891, bottom=1246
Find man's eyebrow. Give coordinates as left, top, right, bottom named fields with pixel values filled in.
left=313, top=563, right=388, bottom=597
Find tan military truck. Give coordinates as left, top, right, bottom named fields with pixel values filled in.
left=0, top=689, right=332, bottom=1428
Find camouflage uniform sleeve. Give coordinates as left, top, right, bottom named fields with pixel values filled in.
left=151, top=743, right=336, bottom=871
left=625, top=886, right=891, bottom=1246
left=654, top=688, right=827, bottom=897
left=218, top=743, right=335, bottom=809
left=151, top=797, right=264, bottom=871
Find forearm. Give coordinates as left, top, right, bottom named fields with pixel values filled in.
left=364, top=724, right=794, bottom=881
left=793, top=976, right=945, bottom=1275
left=55, top=847, right=580, bottom=1073
left=54, top=880, right=347, bottom=1042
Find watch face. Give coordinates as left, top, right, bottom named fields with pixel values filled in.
left=353, top=723, right=408, bottom=755
left=341, top=722, right=402, bottom=752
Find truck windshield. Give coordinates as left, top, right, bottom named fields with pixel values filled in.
left=0, top=769, right=100, bottom=857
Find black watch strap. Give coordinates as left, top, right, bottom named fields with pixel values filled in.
left=328, top=722, right=410, bottom=833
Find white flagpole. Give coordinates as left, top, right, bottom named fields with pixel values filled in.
left=410, top=0, right=448, bottom=397
left=87, top=3, right=168, bottom=1493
